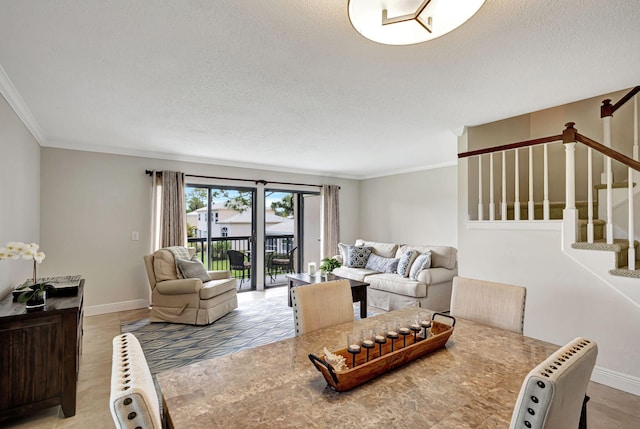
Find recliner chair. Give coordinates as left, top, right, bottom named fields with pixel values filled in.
left=143, top=247, right=238, bottom=325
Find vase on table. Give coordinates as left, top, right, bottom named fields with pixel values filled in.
left=25, top=289, right=46, bottom=310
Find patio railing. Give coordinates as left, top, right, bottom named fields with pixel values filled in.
left=187, top=235, right=295, bottom=283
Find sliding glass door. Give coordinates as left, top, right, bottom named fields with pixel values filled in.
left=185, top=185, right=256, bottom=289
left=264, top=189, right=320, bottom=286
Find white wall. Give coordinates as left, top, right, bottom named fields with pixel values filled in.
left=39, top=147, right=360, bottom=315
left=358, top=166, right=457, bottom=247
left=0, top=94, right=40, bottom=298
left=458, top=131, right=640, bottom=395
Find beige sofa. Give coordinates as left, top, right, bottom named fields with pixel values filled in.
left=332, top=239, right=457, bottom=312
left=143, top=248, right=238, bottom=325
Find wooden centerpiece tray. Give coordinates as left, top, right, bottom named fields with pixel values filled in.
left=309, top=313, right=455, bottom=392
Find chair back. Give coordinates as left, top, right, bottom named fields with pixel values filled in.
left=509, top=337, right=597, bottom=429
left=143, top=254, right=156, bottom=290
left=110, top=333, right=162, bottom=429
left=450, top=276, right=526, bottom=334
left=227, top=250, right=247, bottom=269
left=291, top=279, right=353, bottom=336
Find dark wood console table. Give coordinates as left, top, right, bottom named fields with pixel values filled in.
left=0, top=280, right=84, bottom=421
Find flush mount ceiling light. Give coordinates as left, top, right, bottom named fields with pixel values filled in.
left=348, top=0, right=486, bottom=46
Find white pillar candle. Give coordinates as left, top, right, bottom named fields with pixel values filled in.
left=348, top=344, right=361, bottom=353
left=362, top=339, right=374, bottom=347
left=308, top=262, right=316, bottom=276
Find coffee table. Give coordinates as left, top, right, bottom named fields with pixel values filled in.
left=286, top=273, right=370, bottom=318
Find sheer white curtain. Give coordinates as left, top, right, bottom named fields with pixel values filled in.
left=150, top=170, right=187, bottom=251
left=321, top=184, right=340, bottom=260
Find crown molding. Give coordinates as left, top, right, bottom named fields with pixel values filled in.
left=44, top=139, right=366, bottom=181
left=0, top=64, right=46, bottom=144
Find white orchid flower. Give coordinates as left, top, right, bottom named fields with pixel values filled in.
left=34, top=252, right=46, bottom=263
left=6, top=241, right=20, bottom=251
left=13, top=242, right=27, bottom=253
left=0, top=248, right=10, bottom=259
left=27, top=243, right=39, bottom=252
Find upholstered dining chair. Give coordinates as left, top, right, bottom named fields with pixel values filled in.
left=450, top=276, right=527, bottom=334
left=291, top=279, right=353, bottom=336
left=110, top=333, right=162, bottom=429
left=509, top=337, right=598, bottom=429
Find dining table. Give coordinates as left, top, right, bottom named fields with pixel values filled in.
left=156, top=307, right=560, bottom=428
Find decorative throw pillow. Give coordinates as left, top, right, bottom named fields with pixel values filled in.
left=365, top=254, right=400, bottom=273
left=338, top=242, right=349, bottom=263
left=175, top=258, right=211, bottom=282
left=409, top=252, right=432, bottom=280
left=397, top=249, right=418, bottom=277
left=346, top=245, right=372, bottom=268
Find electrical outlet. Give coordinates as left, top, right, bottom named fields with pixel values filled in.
left=131, top=231, right=139, bottom=241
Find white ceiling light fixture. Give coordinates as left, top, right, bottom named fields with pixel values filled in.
left=348, top=0, right=486, bottom=46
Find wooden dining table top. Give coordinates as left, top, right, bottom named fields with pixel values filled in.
left=156, top=307, right=559, bottom=428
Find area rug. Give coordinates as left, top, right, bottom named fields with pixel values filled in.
left=121, top=296, right=376, bottom=375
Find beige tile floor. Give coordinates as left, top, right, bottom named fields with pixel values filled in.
left=4, top=286, right=639, bottom=428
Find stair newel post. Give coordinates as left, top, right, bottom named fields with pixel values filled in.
left=528, top=146, right=534, bottom=220
left=628, top=166, right=635, bottom=270
left=478, top=156, right=484, bottom=220
left=514, top=149, right=520, bottom=220
left=501, top=151, right=507, bottom=221
left=587, top=148, right=594, bottom=243
left=601, top=99, right=615, bottom=244
left=562, top=123, right=579, bottom=246
left=543, top=143, right=550, bottom=220
left=489, top=153, right=495, bottom=221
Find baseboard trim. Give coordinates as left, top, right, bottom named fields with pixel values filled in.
left=592, top=365, right=640, bottom=396
left=84, top=299, right=149, bottom=317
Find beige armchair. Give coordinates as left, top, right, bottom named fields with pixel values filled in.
left=143, top=247, right=238, bottom=325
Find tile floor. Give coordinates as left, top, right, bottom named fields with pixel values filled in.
left=4, top=286, right=639, bottom=428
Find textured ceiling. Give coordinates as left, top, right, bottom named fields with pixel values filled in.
left=1, top=0, right=639, bottom=179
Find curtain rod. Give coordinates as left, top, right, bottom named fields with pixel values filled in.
left=144, top=170, right=334, bottom=189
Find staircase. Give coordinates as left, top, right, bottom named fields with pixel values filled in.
left=459, top=86, right=640, bottom=298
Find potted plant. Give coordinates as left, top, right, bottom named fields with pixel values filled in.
left=0, top=241, right=54, bottom=310
left=319, top=257, right=341, bottom=277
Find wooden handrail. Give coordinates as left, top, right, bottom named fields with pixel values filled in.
left=457, top=135, right=562, bottom=158
left=458, top=122, right=640, bottom=172
left=601, top=86, right=640, bottom=117
left=575, top=133, right=640, bottom=172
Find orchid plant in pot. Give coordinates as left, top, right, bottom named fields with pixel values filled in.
left=0, top=241, right=53, bottom=310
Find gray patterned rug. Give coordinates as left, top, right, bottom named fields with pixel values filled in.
left=121, top=296, right=375, bottom=375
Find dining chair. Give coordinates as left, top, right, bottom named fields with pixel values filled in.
left=110, top=333, right=162, bottom=429
left=450, top=276, right=527, bottom=334
left=509, top=337, right=598, bottom=429
left=291, top=279, right=353, bottom=336
left=226, top=249, right=252, bottom=289
left=268, top=246, right=297, bottom=281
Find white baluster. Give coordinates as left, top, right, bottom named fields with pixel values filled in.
left=634, top=95, right=638, bottom=161
left=478, top=156, right=484, bottom=221
left=606, top=156, right=613, bottom=244
left=514, top=149, right=520, bottom=220
left=628, top=166, right=635, bottom=270
left=587, top=148, right=594, bottom=243
left=543, top=143, right=550, bottom=220
left=528, top=146, right=534, bottom=220
left=489, top=153, right=495, bottom=221
left=502, top=151, right=507, bottom=221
